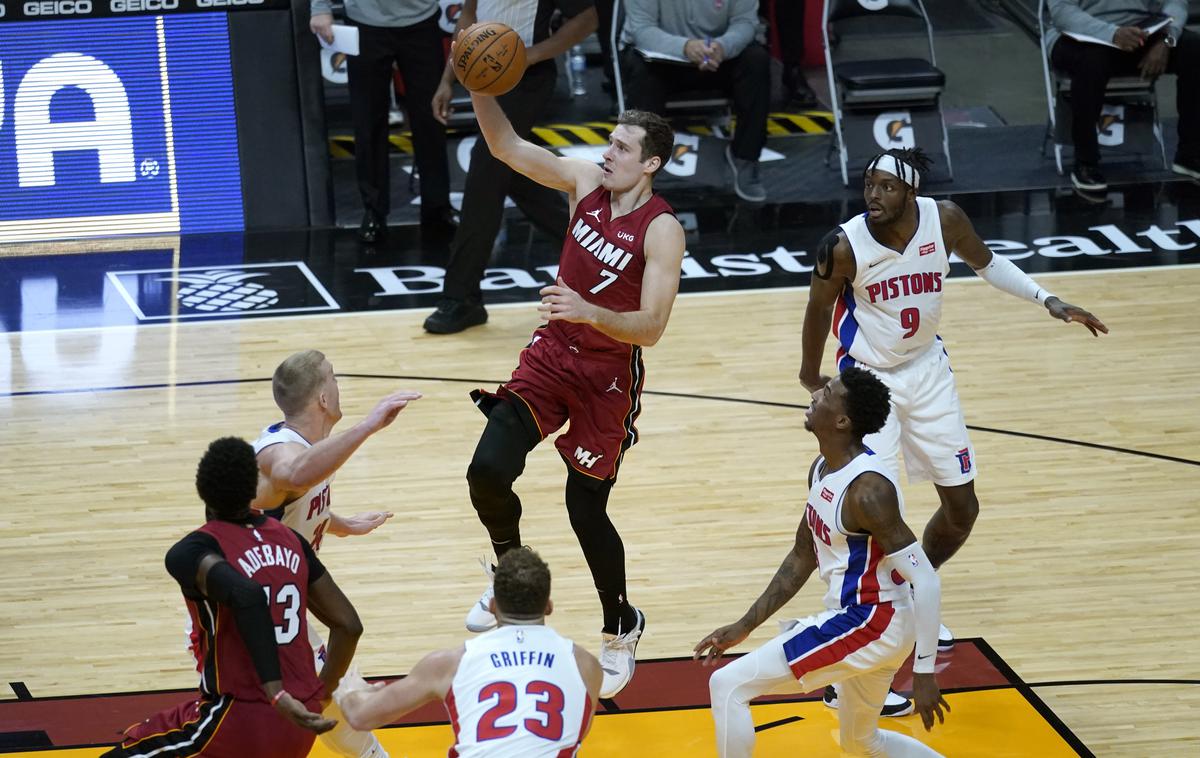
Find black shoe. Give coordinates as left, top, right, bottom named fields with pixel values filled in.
left=421, top=206, right=459, bottom=236
left=823, top=685, right=914, bottom=717
left=423, top=298, right=487, bottom=334
left=357, top=211, right=387, bottom=244
left=1070, top=164, right=1107, bottom=192
left=1173, top=155, right=1200, bottom=180
left=782, top=64, right=819, bottom=109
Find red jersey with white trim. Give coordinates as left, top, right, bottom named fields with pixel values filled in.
left=445, top=624, right=592, bottom=757
left=834, top=196, right=950, bottom=371
left=190, top=518, right=323, bottom=704
left=549, top=186, right=674, bottom=356
left=805, top=451, right=910, bottom=611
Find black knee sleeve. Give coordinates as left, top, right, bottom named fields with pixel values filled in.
left=467, top=400, right=538, bottom=534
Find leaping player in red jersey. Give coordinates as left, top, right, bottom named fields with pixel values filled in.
left=454, top=78, right=685, bottom=700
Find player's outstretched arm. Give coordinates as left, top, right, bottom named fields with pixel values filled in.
left=939, top=200, right=1109, bottom=336
left=257, top=390, right=422, bottom=497
left=843, top=473, right=949, bottom=732
left=307, top=571, right=364, bottom=695
left=539, top=213, right=685, bottom=346
left=327, top=510, right=394, bottom=537
left=335, top=647, right=462, bottom=731
left=573, top=645, right=603, bottom=738
left=469, top=90, right=603, bottom=199
left=799, top=229, right=856, bottom=392
left=693, top=522, right=818, bottom=665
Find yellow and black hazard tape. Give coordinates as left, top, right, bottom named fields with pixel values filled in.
left=328, top=111, right=833, bottom=156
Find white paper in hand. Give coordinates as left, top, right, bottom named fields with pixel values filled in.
left=319, top=24, right=360, bottom=56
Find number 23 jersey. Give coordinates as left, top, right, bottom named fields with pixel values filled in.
left=835, top=195, right=950, bottom=370
left=446, top=624, right=592, bottom=757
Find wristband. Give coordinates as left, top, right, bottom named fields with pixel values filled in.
left=271, top=689, right=288, bottom=707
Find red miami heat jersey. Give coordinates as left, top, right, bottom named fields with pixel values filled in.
left=550, top=186, right=674, bottom=355
left=189, top=518, right=322, bottom=704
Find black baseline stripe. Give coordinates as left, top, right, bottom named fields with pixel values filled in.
left=5, top=375, right=1196, bottom=468
left=1029, top=678, right=1200, bottom=688
left=973, top=638, right=1094, bottom=758
left=8, top=682, right=31, bottom=701
left=754, top=715, right=804, bottom=732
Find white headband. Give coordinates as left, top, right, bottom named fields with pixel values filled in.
left=868, top=154, right=920, bottom=189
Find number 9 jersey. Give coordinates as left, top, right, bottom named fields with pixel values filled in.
left=834, top=195, right=950, bottom=371
left=445, top=624, right=592, bottom=757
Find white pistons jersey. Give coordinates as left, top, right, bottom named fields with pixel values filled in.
left=805, top=451, right=910, bottom=611
left=253, top=423, right=333, bottom=551
left=835, top=196, right=951, bottom=370
left=446, top=625, right=592, bottom=757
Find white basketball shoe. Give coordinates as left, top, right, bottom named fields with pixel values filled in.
left=599, top=608, right=645, bottom=698
left=464, top=560, right=497, bottom=633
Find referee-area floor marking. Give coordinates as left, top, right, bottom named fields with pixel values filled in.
left=0, top=639, right=1088, bottom=756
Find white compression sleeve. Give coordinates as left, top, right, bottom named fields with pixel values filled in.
left=885, top=543, right=941, bottom=675
left=973, top=253, right=1055, bottom=305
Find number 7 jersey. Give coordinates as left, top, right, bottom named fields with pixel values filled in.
left=835, top=196, right=950, bottom=370
left=551, top=185, right=674, bottom=356
left=446, top=624, right=592, bottom=757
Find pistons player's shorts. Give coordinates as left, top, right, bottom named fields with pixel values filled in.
left=105, top=693, right=323, bottom=758
left=858, top=337, right=976, bottom=487
left=474, top=328, right=645, bottom=481
left=778, top=601, right=914, bottom=690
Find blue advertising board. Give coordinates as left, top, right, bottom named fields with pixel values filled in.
left=0, top=12, right=243, bottom=242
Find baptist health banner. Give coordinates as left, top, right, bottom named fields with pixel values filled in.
left=0, top=13, right=243, bottom=242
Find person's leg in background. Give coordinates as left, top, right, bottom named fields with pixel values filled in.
left=346, top=23, right=399, bottom=243
left=1050, top=35, right=1125, bottom=192
left=394, top=9, right=457, bottom=234
left=724, top=42, right=771, bottom=203
left=424, top=62, right=562, bottom=334
left=771, top=0, right=818, bottom=108
left=1167, top=29, right=1200, bottom=178
left=618, top=47, right=671, bottom=113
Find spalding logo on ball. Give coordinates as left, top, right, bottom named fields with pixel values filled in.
left=453, top=21, right=527, bottom=96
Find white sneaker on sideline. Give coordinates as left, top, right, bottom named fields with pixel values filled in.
left=599, top=608, right=645, bottom=698
left=464, top=560, right=497, bottom=633
left=938, top=623, right=955, bottom=651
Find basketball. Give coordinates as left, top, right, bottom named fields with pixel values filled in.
left=452, top=21, right=527, bottom=96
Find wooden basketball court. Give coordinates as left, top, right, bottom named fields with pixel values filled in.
left=2, top=266, right=1198, bottom=755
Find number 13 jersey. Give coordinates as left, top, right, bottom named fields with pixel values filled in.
left=446, top=624, right=592, bottom=757
left=835, top=196, right=950, bottom=370
left=551, top=186, right=674, bottom=357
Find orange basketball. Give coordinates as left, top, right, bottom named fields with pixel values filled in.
left=452, top=21, right=527, bottom=96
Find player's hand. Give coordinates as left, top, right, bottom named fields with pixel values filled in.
left=693, top=621, right=752, bottom=666
left=911, top=673, right=950, bottom=732
left=1138, top=39, right=1169, bottom=79
left=539, top=277, right=596, bottom=324
left=1112, top=25, right=1147, bottom=51
left=338, top=511, right=394, bottom=536
left=274, top=691, right=337, bottom=734
left=684, top=39, right=710, bottom=67
left=432, top=79, right=455, bottom=125
left=310, top=13, right=335, bottom=45
left=1044, top=297, right=1108, bottom=337
left=363, top=390, right=423, bottom=432
left=798, top=372, right=832, bottom=393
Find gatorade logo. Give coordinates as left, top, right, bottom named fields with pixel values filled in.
left=872, top=110, right=915, bottom=149
left=1096, top=104, right=1125, bottom=147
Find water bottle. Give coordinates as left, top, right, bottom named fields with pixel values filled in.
left=570, top=45, right=587, bottom=97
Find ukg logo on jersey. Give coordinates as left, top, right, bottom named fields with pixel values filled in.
left=0, top=17, right=178, bottom=242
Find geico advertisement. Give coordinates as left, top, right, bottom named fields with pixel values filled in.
left=0, top=14, right=243, bottom=242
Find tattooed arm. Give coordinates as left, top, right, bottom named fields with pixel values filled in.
left=693, top=520, right=818, bottom=664
left=799, top=229, right=857, bottom=392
